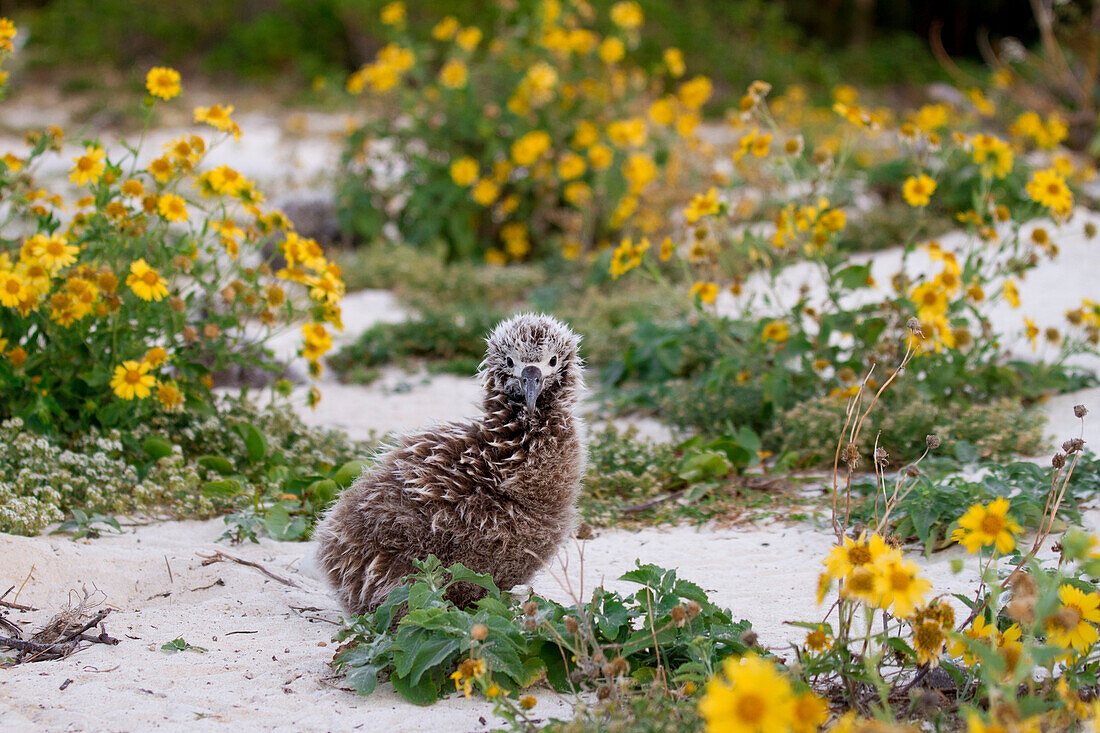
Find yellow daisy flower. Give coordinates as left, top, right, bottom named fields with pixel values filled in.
left=145, top=66, right=181, bottom=100
left=699, top=654, right=794, bottom=733
left=110, top=360, right=156, bottom=400
left=126, top=258, right=169, bottom=301
left=69, top=146, right=105, bottom=186
left=1046, top=584, right=1100, bottom=653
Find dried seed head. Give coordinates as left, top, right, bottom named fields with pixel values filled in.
left=905, top=465, right=921, bottom=478
left=575, top=523, right=594, bottom=540
left=524, top=617, right=537, bottom=631
left=1011, top=571, right=1039, bottom=600
left=740, top=629, right=759, bottom=647
left=686, top=601, right=701, bottom=620
left=596, top=684, right=611, bottom=700
left=610, top=656, right=630, bottom=676
left=874, top=447, right=889, bottom=466
left=842, top=442, right=861, bottom=469
left=906, top=317, right=923, bottom=335
left=471, top=623, right=488, bottom=641
left=564, top=616, right=580, bottom=634
left=1073, top=404, right=1088, bottom=418
left=670, top=605, right=687, bottom=627
left=522, top=601, right=538, bottom=617
left=1052, top=452, right=1066, bottom=469
left=926, top=434, right=941, bottom=450
left=1062, top=438, right=1085, bottom=454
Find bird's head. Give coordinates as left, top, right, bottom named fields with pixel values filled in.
left=481, top=313, right=583, bottom=416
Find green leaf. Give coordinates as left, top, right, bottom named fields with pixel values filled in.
left=305, top=479, right=339, bottom=506
left=142, top=436, right=174, bottom=459
left=236, top=422, right=268, bottom=464
left=333, top=459, right=367, bottom=489
left=263, top=505, right=307, bottom=541
left=344, top=663, right=380, bottom=696
left=392, top=631, right=461, bottom=685
left=202, top=478, right=243, bottom=498
left=445, top=564, right=500, bottom=597
left=198, top=455, right=234, bottom=475
left=390, top=669, right=441, bottom=705
left=678, top=449, right=732, bottom=482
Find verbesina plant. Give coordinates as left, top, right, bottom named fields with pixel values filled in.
left=0, top=26, right=344, bottom=434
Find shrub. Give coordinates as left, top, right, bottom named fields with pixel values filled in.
left=336, top=0, right=706, bottom=261
left=0, top=31, right=344, bottom=435
left=0, top=397, right=368, bottom=537
left=333, top=557, right=753, bottom=708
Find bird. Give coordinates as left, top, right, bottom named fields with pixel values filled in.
left=314, top=312, right=586, bottom=615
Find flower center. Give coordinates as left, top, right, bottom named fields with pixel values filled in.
left=735, top=693, right=765, bottom=724
left=891, top=569, right=911, bottom=591
left=125, top=369, right=142, bottom=384
left=5, top=280, right=19, bottom=294
left=980, top=514, right=1005, bottom=535
left=1047, top=183, right=1061, bottom=196
left=142, top=271, right=160, bottom=286
left=847, top=545, right=871, bottom=566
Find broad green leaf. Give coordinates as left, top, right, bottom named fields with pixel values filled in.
left=143, top=436, right=174, bottom=459
left=197, top=455, right=234, bottom=475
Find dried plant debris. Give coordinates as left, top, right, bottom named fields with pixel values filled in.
left=0, top=587, right=120, bottom=665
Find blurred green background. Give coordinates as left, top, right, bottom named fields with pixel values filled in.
left=2, top=0, right=1038, bottom=96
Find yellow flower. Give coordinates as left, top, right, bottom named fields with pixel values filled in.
left=194, top=104, right=241, bottom=139
left=1026, top=168, right=1073, bottom=216
left=449, top=156, right=479, bottom=187
left=1046, top=584, right=1100, bottom=653
left=511, top=130, right=552, bottom=166
left=791, top=691, right=827, bottom=733
left=588, top=144, right=613, bottom=170
left=302, top=322, right=333, bottom=362
left=607, top=117, right=646, bottom=148
left=34, top=233, right=79, bottom=271
left=913, top=103, right=949, bottom=132
left=659, top=237, right=674, bottom=261
left=0, top=269, right=27, bottom=307
left=1002, top=280, right=1020, bottom=308
left=825, top=532, right=896, bottom=578
left=598, top=37, right=625, bottom=65
left=678, top=76, right=713, bottom=111
left=156, top=381, right=184, bottom=411
left=911, top=281, right=948, bottom=321
left=126, top=258, right=169, bottom=301
left=685, top=187, right=720, bottom=224
left=623, top=153, right=656, bottom=194
left=471, top=178, right=499, bottom=206
left=971, top=134, right=1014, bottom=179
left=761, top=321, right=789, bottom=343
left=874, top=556, right=931, bottom=618
left=145, top=66, right=181, bottom=100
left=455, top=27, right=482, bottom=52
left=648, top=96, right=676, bottom=126
left=110, top=360, right=156, bottom=400
left=69, top=146, right=105, bottom=186
left=664, top=48, right=685, bottom=77
left=1025, top=317, right=1039, bottom=352
left=571, top=120, right=599, bottom=149
left=804, top=625, right=831, bottom=652
left=157, top=193, right=188, bottom=223
left=438, top=58, right=468, bottom=89
left=610, top=1, right=644, bottom=28
left=380, top=1, right=404, bottom=26
left=0, top=17, right=17, bottom=53
left=690, top=281, right=718, bottom=304
left=432, top=16, right=459, bottom=41
left=902, top=174, right=936, bottom=207
left=556, top=152, right=586, bottom=181
left=147, top=156, right=174, bottom=183
left=698, top=654, right=794, bottom=733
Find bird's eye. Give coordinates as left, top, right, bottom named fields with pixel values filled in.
left=549, top=355, right=557, bottom=367
left=506, top=357, right=514, bottom=369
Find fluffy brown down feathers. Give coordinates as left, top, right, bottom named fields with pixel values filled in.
left=314, top=313, right=586, bottom=615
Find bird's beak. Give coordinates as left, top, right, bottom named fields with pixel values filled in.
left=520, top=365, right=543, bottom=411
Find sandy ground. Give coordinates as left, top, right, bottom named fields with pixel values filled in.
left=5, top=510, right=1093, bottom=732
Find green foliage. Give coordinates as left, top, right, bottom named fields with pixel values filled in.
left=775, top=384, right=1049, bottom=468
left=601, top=310, right=1077, bottom=465
left=52, top=509, right=122, bottom=540
left=852, top=453, right=1100, bottom=553
left=333, top=557, right=752, bottom=706
left=329, top=306, right=501, bottom=383
left=161, top=637, right=207, bottom=653
left=543, top=688, right=704, bottom=733
left=0, top=398, right=367, bottom=538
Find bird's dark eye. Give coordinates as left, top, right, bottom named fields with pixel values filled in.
left=549, top=355, right=557, bottom=367
left=506, top=357, right=514, bottom=369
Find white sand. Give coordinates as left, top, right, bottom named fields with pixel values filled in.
left=8, top=510, right=1093, bottom=732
